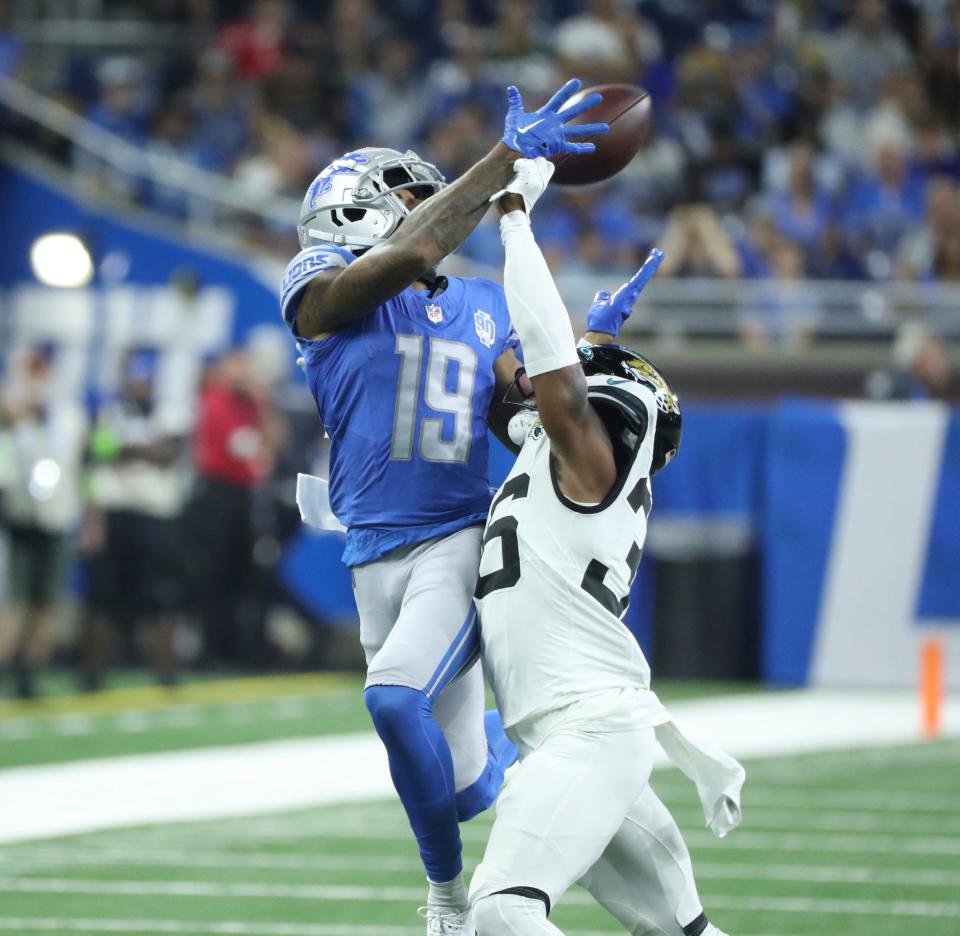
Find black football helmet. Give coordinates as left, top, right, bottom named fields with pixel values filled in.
left=578, top=344, right=681, bottom=476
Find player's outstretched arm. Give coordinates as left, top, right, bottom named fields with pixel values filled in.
left=295, top=79, right=608, bottom=339
left=497, top=160, right=617, bottom=504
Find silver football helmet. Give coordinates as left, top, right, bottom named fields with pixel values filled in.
left=298, top=147, right=446, bottom=251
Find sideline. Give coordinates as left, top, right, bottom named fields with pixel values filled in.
left=1, top=690, right=956, bottom=844
left=0, top=673, right=356, bottom=722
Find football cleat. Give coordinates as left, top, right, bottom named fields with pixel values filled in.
left=417, top=905, right=474, bottom=935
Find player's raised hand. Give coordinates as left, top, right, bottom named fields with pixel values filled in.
left=586, top=248, right=665, bottom=337
left=501, top=79, right=609, bottom=158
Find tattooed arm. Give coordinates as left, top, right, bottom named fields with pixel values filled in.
left=295, top=145, right=518, bottom=340
left=295, top=78, right=606, bottom=340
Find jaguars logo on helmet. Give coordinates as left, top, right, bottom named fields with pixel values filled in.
left=298, top=147, right=446, bottom=252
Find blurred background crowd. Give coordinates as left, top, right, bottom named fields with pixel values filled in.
left=0, top=0, right=958, bottom=699
left=0, top=335, right=331, bottom=698
left=8, top=0, right=960, bottom=284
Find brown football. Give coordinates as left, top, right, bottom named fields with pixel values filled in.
left=552, top=84, right=652, bottom=186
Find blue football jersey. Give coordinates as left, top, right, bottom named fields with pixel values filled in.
left=281, top=245, right=517, bottom=566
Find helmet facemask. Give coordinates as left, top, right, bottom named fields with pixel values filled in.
left=580, top=345, right=682, bottom=477
left=298, top=148, right=446, bottom=251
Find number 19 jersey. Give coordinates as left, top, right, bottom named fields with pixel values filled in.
left=281, top=245, right=517, bottom=567
left=474, top=386, right=662, bottom=731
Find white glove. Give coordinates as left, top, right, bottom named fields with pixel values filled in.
left=490, top=157, right=555, bottom=216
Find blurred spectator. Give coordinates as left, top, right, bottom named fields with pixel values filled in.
left=487, top=0, right=558, bottom=104
left=187, top=349, right=276, bottom=667
left=765, top=142, right=835, bottom=261
left=233, top=117, right=312, bottom=213
left=554, top=0, right=661, bottom=85
left=897, top=176, right=960, bottom=280
left=188, top=49, right=253, bottom=173
left=349, top=38, right=431, bottom=149
left=75, top=56, right=151, bottom=201
left=427, top=27, right=500, bottom=125
left=842, top=122, right=925, bottom=274
left=86, top=56, right=149, bottom=142
left=658, top=204, right=742, bottom=279
left=0, top=347, right=87, bottom=699
left=144, top=96, right=217, bottom=219
left=921, top=7, right=960, bottom=130
left=827, top=0, right=912, bottom=110
left=330, top=0, right=384, bottom=82
left=741, top=238, right=820, bottom=349
left=865, top=322, right=951, bottom=400
left=933, top=227, right=960, bottom=282
left=81, top=351, right=189, bottom=691
left=216, top=0, right=291, bottom=80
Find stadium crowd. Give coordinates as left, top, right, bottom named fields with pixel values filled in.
left=11, top=0, right=960, bottom=284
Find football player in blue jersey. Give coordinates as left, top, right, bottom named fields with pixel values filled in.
left=280, top=80, right=661, bottom=934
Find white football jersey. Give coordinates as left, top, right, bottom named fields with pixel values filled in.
left=476, top=383, right=663, bottom=730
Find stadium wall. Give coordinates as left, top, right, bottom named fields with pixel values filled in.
left=3, top=161, right=958, bottom=690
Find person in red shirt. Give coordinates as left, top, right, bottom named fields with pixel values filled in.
left=188, top=349, right=277, bottom=667
left=216, top=0, right=290, bottom=80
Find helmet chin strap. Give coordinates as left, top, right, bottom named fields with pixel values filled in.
left=415, top=270, right=448, bottom=297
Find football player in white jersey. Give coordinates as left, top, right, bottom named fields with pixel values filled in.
left=468, top=158, right=744, bottom=936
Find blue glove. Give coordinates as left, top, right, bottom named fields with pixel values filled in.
left=586, top=248, right=665, bottom=337
left=501, top=79, right=609, bottom=159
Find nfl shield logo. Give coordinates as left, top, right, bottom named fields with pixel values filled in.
left=426, top=304, right=443, bottom=323
left=474, top=310, right=496, bottom=348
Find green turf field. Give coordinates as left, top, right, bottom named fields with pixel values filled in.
left=1, top=675, right=958, bottom=935
left=0, top=673, right=747, bottom=770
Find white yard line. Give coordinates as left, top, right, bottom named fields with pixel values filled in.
left=0, top=879, right=958, bottom=920
left=0, top=922, right=427, bottom=936
left=0, top=849, right=419, bottom=874
left=704, top=895, right=960, bottom=918
left=3, top=848, right=959, bottom=889
left=162, top=805, right=960, bottom=836
left=714, top=787, right=960, bottom=812
left=0, top=922, right=649, bottom=936
left=1, top=689, right=958, bottom=844
left=87, top=821, right=960, bottom=856
left=0, top=923, right=805, bottom=936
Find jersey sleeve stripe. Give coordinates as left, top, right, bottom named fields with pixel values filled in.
left=279, top=246, right=353, bottom=329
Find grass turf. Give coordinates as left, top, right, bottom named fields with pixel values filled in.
left=0, top=671, right=750, bottom=769
left=1, top=675, right=958, bottom=935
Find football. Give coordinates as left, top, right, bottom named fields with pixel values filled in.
left=552, top=83, right=652, bottom=186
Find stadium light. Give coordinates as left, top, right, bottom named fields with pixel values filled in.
left=29, top=233, right=94, bottom=288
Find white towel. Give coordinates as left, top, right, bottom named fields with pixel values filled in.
left=655, top=718, right=745, bottom=839
left=295, top=473, right=347, bottom=533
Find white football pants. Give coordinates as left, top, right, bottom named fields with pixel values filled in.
left=470, top=692, right=705, bottom=935
left=352, top=525, right=488, bottom=792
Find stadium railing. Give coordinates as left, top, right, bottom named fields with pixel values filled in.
left=0, top=74, right=301, bottom=232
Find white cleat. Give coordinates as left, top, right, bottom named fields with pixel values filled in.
left=417, top=905, right=474, bottom=935
left=702, top=926, right=730, bottom=936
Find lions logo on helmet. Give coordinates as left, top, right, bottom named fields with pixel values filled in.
left=298, top=147, right=446, bottom=252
